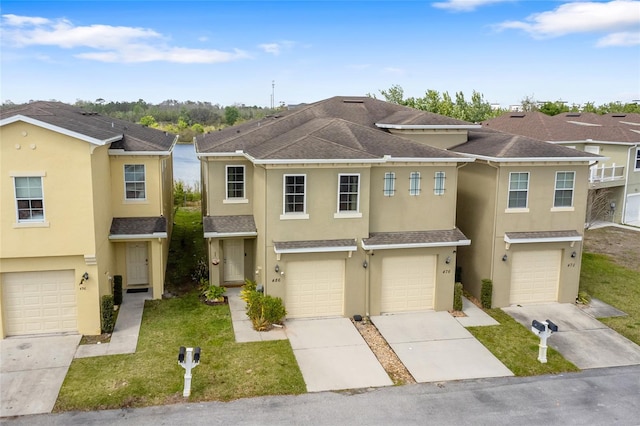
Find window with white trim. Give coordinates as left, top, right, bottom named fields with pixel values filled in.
left=124, top=164, right=146, bottom=199
left=284, top=174, right=306, bottom=213
left=409, top=172, right=421, bottom=196
left=383, top=172, right=395, bottom=196
left=635, top=147, right=640, bottom=171
left=554, top=171, right=575, bottom=207
left=226, top=165, right=245, bottom=199
left=508, top=172, right=529, bottom=208
left=434, top=171, right=446, bottom=195
left=338, top=174, right=359, bottom=212
left=14, top=176, right=45, bottom=222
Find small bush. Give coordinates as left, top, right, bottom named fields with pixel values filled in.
left=244, top=285, right=286, bottom=331
left=261, top=295, right=287, bottom=324
left=191, top=258, right=209, bottom=283
left=481, top=278, right=493, bottom=309
left=576, top=291, right=591, bottom=305
left=453, top=282, right=463, bottom=311
left=101, top=295, right=115, bottom=333
left=240, top=278, right=258, bottom=303
left=113, top=275, right=123, bottom=306
left=203, top=284, right=226, bottom=302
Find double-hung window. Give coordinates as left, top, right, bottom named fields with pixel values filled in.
left=226, top=165, right=245, bottom=199
left=14, top=176, right=45, bottom=222
left=434, top=171, right=446, bottom=195
left=124, top=164, right=146, bottom=200
left=508, top=172, right=529, bottom=209
left=284, top=175, right=306, bottom=214
left=409, top=172, right=421, bottom=196
left=338, top=174, right=359, bottom=213
left=383, top=172, right=395, bottom=196
left=554, top=171, right=575, bottom=208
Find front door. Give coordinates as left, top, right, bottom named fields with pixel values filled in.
left=127, top=242, right=149, bottom=285
left=223, top=239, right=244, bottom=282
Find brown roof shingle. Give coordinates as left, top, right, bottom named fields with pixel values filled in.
left=110, top=217, right=167, bottom=236
left=362, top=229, right=470, bottom=249
left=203, top=215, right=257, bottom=236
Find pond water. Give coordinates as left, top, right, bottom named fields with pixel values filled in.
left=172, top=143, right=200, bottom=188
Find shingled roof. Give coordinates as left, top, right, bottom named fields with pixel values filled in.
left=109, top=217, right=167, bottom=239
left=483, top=111, right=640, bottom=144
left=0, top=101, right=176, bottom=152
left=451, top=127, right=602, bottom=160
left=195, top=96, right=472, bottom=162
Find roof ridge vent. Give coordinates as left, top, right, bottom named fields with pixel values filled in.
left=565, top=113, right=581, bottom=117
left=343, top=99, right=364, bottom=104
left=611, top=114, right=626, bottom=117
left=509, top=113, right=525, bottom=118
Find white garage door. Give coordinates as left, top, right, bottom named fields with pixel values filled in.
left=510, top=250, right=561, bottom=305
left=2, top=270, right=77, bottom=336
left=625, top=194, right=640, bottom=225
left=381, top=255, right=436, bottom=313
left=285, top=260, right=344, bottom=318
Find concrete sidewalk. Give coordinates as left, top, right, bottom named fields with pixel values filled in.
left=75, top=291, right=150, bottom=358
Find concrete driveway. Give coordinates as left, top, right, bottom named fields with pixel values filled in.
left=285, top=318, right=393, bottom=392
left=503, top=303, right=640, bottom=369
left=371, top=312, right=513, bottom=383
left=1, top=334, right=80, bottom=417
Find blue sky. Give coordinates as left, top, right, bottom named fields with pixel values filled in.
left=1, top=1, right=639, bottom=108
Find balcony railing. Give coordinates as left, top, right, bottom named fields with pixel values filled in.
left=589, top=164, right=625, bottom=183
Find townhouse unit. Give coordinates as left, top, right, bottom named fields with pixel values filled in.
left=0, top=102, right=176, bottom=337
left=195, top=97, right=476, bottom=318
left=195, top=96, right=601, bottom=315
left=484, top=111, right=640, bottom=226
left=451, top=128, right=600, bottom=307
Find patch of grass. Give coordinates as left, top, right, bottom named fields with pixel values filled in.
left=467, top=309, right=579, bottom=376
left=165, top=207, right=207, bottom=295
left=580, top=252, right=640, bottom=345
left=55, top=291, right=305, bottom=411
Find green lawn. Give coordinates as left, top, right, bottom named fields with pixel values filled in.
left=55, top=207, right=305, bottom=411
left=56, top=291, right=305, bottom=411
left=467, top=309, right=579, bottom=376
left=579, top=252, right=640, bottom=345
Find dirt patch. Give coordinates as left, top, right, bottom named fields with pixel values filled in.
left=352, top=318, right=416, bottom=385
left=584, top=227, right=640, bottom=272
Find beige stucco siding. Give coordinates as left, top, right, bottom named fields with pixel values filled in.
left=369, top=164, right=458, bottom=232
left=110, top=156, right=166, bottom=217
left=204, top=158, right=253, bottom=216
left=1, top=123, right=98, bottom=259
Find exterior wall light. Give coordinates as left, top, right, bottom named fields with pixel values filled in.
left=502, top=254, right=508, bottom=262
left=82, top=272, right=89, bottom=281
left=362, top=260, right=368, bottom=268
left=275, top=264, right=280, bottom=273
left=571, top=251, right=577, bottom=258
left=445, top=256, right=451, bottom=264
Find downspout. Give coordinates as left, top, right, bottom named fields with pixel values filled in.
left=364, top=249, right=371, bottom=317
left=621, top=144, right=638, bottom=224
left=486, top=160, right=500, bottom=281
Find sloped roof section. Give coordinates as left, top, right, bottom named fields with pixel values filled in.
left=451, top=127, right=602, bottom=160
left=483, top=111, right=640, bottom=143
left=203, top=215, right=257, bottom=238
left=1, top=101, right=176, bottom=151
left=196, top=96, right=471, bottom=162
left=362, top=229, right=470, bottom=249
left=109, top=217, right=167, bottom=238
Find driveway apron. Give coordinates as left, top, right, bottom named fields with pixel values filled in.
left=285, top=318, right=393, bottom=392
left=503, top=303, right=640, bottom=369
left=371, top=311, right=513, bottom=383
left=1, top=334, right=80, bottom=417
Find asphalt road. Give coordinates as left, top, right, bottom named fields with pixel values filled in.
left=4, top=365, right=640, bottom=425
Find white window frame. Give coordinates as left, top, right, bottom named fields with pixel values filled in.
left=124, top=164, right=146, bottom=200
left=335, top=173, right=361, bottom=218
left=434, top=171, right=446, bottom=195
left=281, top=174, right=308, bottom=220
left=383, top=172, right=395, bottom=197
left=13, top=175, right=46, bottom=223
left=553, top=171, right=575, bottom=208
left=635, top=147, right=640, bottom=171
left=409, top=172, right=421, bottom=196
left=507, top=172, right=529, bottom=210
left=225, top=165, right=246, bottom=203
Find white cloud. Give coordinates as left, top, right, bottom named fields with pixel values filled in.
left=596, top=31, right=640, bottom=47
left=382, top=67, right=405, bottom=76
left=1, top=14, right=249, bottom=64
left=433, top=0, right=513, bottom=12
left=258, top=40, right=296, bottom=55
left=495, top=1, right=640, bottom=40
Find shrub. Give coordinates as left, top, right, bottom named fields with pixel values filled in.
left=101, top=295, right=115, bottom=333
left=244, top=285, right=286, bottom=331
left=576, top=291, right=591, bottom=305
left=240, top=278, right=258, bottom=303
left=453, top=282, right=463, bottom=311
left=481, top=278, right=493, bottom=309
left=113, top=275, right=123, bottom=306
left=203, top=284, right=226, bottom=302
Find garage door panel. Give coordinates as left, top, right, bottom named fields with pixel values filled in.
left=286, top=260, right=344, bottom=318
left=510, top=250, right=561, bottom=305
left=381, top=255, right=435, bottom=313
left=3, top=270, right=77, bottom=336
